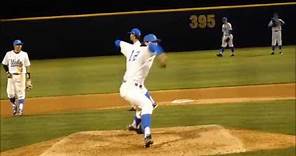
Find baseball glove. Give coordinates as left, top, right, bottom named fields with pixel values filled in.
left=6, top=72, right=12, bottom=78
left=26, top=79, right=33, bottom=90
left=271, top=18, right=278, bottom=27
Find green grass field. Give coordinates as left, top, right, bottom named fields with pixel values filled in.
left=1, top=100, right=295, bottom=153
left=1, top=46, right=295, bottom=98
left=1, top=46, right=295, bottom=155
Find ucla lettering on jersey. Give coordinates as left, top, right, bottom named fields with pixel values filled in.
left=10, top=59, right=23, bottom=67
left=2, top=51, right=30, bottom=74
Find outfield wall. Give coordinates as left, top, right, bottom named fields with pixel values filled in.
left=1, top=3, right=295, bottom=59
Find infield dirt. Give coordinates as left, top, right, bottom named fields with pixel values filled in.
left=1, top=83, right=295, bottom=117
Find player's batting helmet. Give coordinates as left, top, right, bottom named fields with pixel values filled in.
left=144, top=34, right=161, bottom=43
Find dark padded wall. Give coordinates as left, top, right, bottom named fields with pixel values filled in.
left=1, top=4, right=295, bottom=59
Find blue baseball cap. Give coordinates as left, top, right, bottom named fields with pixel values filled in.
left=13, top=40, right=23, bottom=46
left=144, top=34, right=161, bottom=43
left=128, top=28, right=141, bottom=37
left=222, top=17, right=228, bottom=21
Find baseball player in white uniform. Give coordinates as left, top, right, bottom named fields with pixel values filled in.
left=115, top=33, right=167, bottom=148
left=127, top=28, right=158, bottom=112
left=2, top=40, right=32, bottom=116
left=268, top=13, right=285, bottom=55
left=217, top=17, right=235, bottom=57
left=127, top=28, right=142, bottom=112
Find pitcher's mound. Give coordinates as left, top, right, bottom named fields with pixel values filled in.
left=40, top=125, right=247, bottom=156
left=3, top=125, right=294, bottom=156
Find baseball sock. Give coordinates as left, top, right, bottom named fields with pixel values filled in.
left=9, top=97, right=16, bottom=104
left=279, top=45, right=282, bottom=53
left=231, top=47, right=235, bottom=53
left=9, top=97, right=17, bottom=112
left=18, top=99, right=25, bottom=113
left=220, top=47, right=225, bottom=54
left=272, top=46, right=275, bottom=52
left=141, top=114, right=151, bottom=138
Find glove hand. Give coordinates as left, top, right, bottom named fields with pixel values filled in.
left=26, top=79, right=33, bottom=90
left=271, top=18, right=278, bottom=27
left=6, top=72, right=12, bottom=78
left=114, top=40, right=121, bottom=48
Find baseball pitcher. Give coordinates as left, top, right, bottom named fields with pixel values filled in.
left=2, top=40, right=32, bottom=116
left=115, top=33, right=167, bottom=148
left=268, top=13, right=285, bottom=55
left=217, top=17, right=235, bottom=57
left=127, top=28, right=143, bottom=112
left=127, top=28, right=158, bottom=112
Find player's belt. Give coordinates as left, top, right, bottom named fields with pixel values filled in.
left=135, top=83, right=143, bottom=88
left=122, top=80, right=143, bottom=88
left=11, top=73, right=21, bottom=75
left=274, top=30, right=280, bottom=32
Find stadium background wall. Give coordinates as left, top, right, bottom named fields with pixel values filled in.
left=1, top=4, right=295, bottom=59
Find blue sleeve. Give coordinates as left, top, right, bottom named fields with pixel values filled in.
left=114, top=40, right=121, bottom=48
left=148, top=43, right=164, bottom=55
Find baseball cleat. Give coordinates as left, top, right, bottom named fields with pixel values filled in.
left=216, top=53, right=223, bottom=57
left=128, top=124, right=143, bottom=134
left=128, top=107, right=136, bottom=111
left=12, top=108, right=17, bottom=116
left=279, top=52, right=283, bottom=55
left=136, top=125, right=144, bottom=134
left=12, top=111, right=17, bottom=116
left=16, top=111, right=23, bottom=116
left=128, top=124, right=137, bottom=131
left=270, top=52, right=275, bottom=55
left=230, top=54, right=235, bottom=57
left=144, top=135, right=153, bottom=148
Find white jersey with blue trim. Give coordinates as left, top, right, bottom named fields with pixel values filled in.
left=2, top=50, right=31, bottom=74
left=133, top=40, right=141, bottom=46
left=119, top=41, right=157, bottom=84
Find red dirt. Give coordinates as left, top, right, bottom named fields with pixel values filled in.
left=1, top=83, right=295, bottom=117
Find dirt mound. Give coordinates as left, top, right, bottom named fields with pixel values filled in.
left=231, top=129, right=296, bottom=152
left=36, top=125, right=294, bottom=156
left=2, top=125, right=295, bottom=156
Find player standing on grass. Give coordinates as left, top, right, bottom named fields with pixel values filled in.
left=217, top=17, right=235, bottom=57
left=268, top=13, right=285, bottom=55
left=2, top=40, right=32, bottom=116
left=115, top=33, right=167, bottom=148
